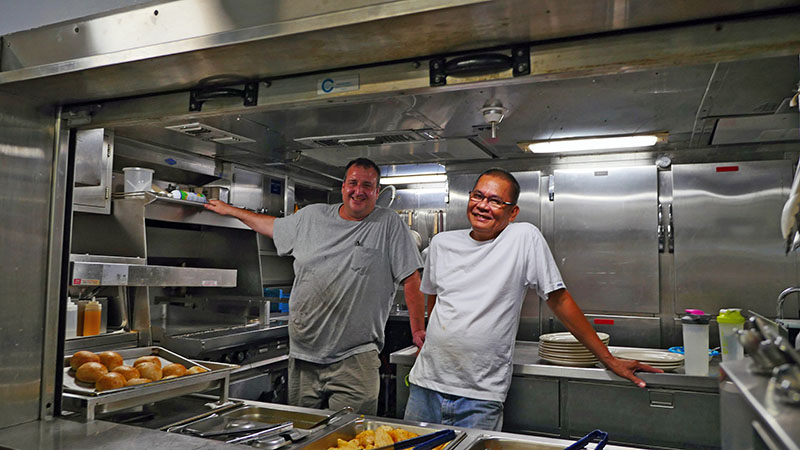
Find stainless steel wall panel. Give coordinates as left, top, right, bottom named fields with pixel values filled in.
left=0, top=91, right=56, bottom=427
left=672, top=160, right=794, bottom=318
left=231, top=167, right=263, bottom=211
left=553, top=166, right=659, bottom=314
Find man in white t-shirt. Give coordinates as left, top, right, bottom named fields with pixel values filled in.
left=404, top=169, right=661, bottom=430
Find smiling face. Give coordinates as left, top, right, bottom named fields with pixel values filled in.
left=467, top=174, right=520, bottom=241
left=339, top=164, right=380, bottom=221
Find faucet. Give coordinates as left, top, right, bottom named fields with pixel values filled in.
left=776, top=286, right=800, bottom=319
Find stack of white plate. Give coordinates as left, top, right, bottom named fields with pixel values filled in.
left=611, top=349, right=685, bottom=372
left=538, top=332, right=610, bottom=367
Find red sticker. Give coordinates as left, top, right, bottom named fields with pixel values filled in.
left=716, top=166, right=738, bottom=172
left=594, top=319, right=615, bottom=325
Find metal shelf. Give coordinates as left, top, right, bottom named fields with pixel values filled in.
left=71, top=261, right=237, bottom=287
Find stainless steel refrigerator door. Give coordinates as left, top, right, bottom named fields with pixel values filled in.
left=553, top=166, right=659, bottom=314
left=672, top=160, right=794, bottom=318
left=446, top=171, right=541, bottom=232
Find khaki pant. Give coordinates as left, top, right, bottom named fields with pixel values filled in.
left=288, top=350, right=381, bottom=415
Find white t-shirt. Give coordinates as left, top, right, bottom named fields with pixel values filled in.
left=409, top=222, right=565, bottom=402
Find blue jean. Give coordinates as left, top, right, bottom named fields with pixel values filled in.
left=404, top=384, right=504, bottom=431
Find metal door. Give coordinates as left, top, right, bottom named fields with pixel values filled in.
left=672, top=160, right=794, bottom=317
left=0, top=92, right=61, bottom=426
left=553, top=166, right=659, bottom=313
left=446, top=171, right=541, bottom=231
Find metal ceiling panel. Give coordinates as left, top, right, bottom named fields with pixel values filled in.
left=296, top=138, right=492, bottom=166
left=2, top=0, right=800, bottom=104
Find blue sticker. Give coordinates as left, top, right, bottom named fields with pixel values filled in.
left=164, top=158, right=177, bottom=165
left=321, top=78, right=335, bottom=93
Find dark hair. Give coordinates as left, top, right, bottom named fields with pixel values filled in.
left=344, top=158, right=381, bottom=186
left=473, top=168, right=520, bottom=205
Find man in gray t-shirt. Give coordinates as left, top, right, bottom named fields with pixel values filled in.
left=205, top=158, right=424, bottom=414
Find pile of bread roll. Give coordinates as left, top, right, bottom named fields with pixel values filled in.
left=69, top=350, right=209, bottom=392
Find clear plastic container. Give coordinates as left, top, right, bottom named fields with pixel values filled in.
left=123, top=167, right=154, bottom=192
left=65, top=299, right=78, bottom=339
left=717, top=308, right=745, bottom=362
left=681, top=313, right=711, bottom=376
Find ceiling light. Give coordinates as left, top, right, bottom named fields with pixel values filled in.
left=520, top=133, right=667, bottom=153
left=380, top=174, right=447, bottom=185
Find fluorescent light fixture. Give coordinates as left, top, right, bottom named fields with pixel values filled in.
left=521, top=133, right=667, bottom=153
left=380, top=174, right=447, bottom=185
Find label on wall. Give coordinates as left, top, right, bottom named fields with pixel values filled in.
left=317, top=75, right=360, bottom=95
left=270, top=179, right=282, bottom=195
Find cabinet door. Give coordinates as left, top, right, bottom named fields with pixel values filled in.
left=503, top=376, right=560, bottom=435
left=553, top=166, right=659, bottom=313
left=73, top=128, right=113, bottom=214
left=565, top=381, right=720, bottom=449
left=672, top=161, right=793, bottom=317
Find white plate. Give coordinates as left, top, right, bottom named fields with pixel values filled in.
left=612, top=349, right=684, bottom=363
left=539, top=349, right=596, bottom=357
left=539, top=355, right=600, bottom=367
left=539, top=332, right=610, bottom=344
left=538, top=351, right=598, bottom=361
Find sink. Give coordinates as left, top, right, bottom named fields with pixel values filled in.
left=222, top=406, right=328, bottom=430
left=463, top=437, right=572, bottom=450
left=299, top=418, right=464, bottom=450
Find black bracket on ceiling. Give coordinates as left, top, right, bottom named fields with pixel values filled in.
left=189, top=78, right=260, bottom=112
left=429, top=45, right=530, bottom=87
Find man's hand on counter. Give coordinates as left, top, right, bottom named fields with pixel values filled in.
left=412, top=329, right=426, bottom=354
left=602, top=356, right=664, bottom=388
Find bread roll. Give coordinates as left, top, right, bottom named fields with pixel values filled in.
left=126, top=378, right=151, bottom=386
left=187, top=366, right=209, bottom=375
left=96, top=372, right=126, bottom=392
left=162, top=363, right=187, bottom=378
left=134, top=356, right=161, bottom=369
left=111, top=365, right=140, bottom=381
left=136, top=362, right=162, bottom=381
left=76, top=362, right=108, bottom=383
left=70, top=351, right=100, bottom=371
left=98, top=351, right=124, bottom=370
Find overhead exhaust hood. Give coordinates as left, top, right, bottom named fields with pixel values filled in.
left=165, top=122, right=256, bottom=145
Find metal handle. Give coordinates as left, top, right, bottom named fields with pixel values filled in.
left=667, top=203, right=674, bottom=253
left=657, top=203, right=665, bottom=253
left=225, top=421, right=293, bottom=444
left=564, top=429, right=608, bottom=450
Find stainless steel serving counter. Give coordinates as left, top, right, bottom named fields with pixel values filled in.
left=0, top=399, right=644, bottom=450
left=391, top=341, right=720, bottom=390
left=392, top=341, right=722, bottom=449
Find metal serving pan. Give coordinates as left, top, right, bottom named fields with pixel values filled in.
left=300, top=417, right=466, bottom=450
left=61, top=347, right=235, bottom=420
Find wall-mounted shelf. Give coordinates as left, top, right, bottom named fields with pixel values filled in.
left=71, top=261, right=237, bottom=287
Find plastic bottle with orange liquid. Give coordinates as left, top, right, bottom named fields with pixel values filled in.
left=83, top=298, right=102, bottom=336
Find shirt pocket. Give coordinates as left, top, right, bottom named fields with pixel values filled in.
left=351, top=246, right=381, bottom=276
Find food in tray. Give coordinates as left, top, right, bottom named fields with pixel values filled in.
left=112, top=365, right=140, bottom=380
left=68, top=350, right=210, bottom=392
left=327, top=426, right=448, bottom=450
left=187, top=365, right=209, bottom=374
left=76, top=361, right=108, bottom=383
left=98, top=351, right=124, bottom=370
left=163, top=363, right=187, bottom=377
left=135, top=362, right=163, bottom=381
left=96, top=372, right=126, bottom=391
left=134, top=355, right=162, bottom=369
left=70, top=350, right=100, bottom=370
left=126, top=378, right=152, bottom=386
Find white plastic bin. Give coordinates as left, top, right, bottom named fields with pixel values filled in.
left=122, top=167, right=154, bottom=192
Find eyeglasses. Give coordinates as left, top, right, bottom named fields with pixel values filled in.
left=469, top=190, right=514, bottom=208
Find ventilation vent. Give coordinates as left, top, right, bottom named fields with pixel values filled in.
left=295, top=130, right=438, bottom=148
left=165, top=122, right=256, bottom=145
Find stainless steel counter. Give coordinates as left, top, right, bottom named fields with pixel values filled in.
left=720, top=359, right=800, bottom=450
left=391, top=341, right=720, bottom=391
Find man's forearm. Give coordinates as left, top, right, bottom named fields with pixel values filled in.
left=546, top=289, right=613, bottom=364
left=402, top=271, right=426, bottom=348
left=205, top=200, right=276, bottom=237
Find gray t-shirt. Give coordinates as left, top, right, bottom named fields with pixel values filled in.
left=273, top=204, right=422, bottom=364
left=409, top=222, right=565, bottom=402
